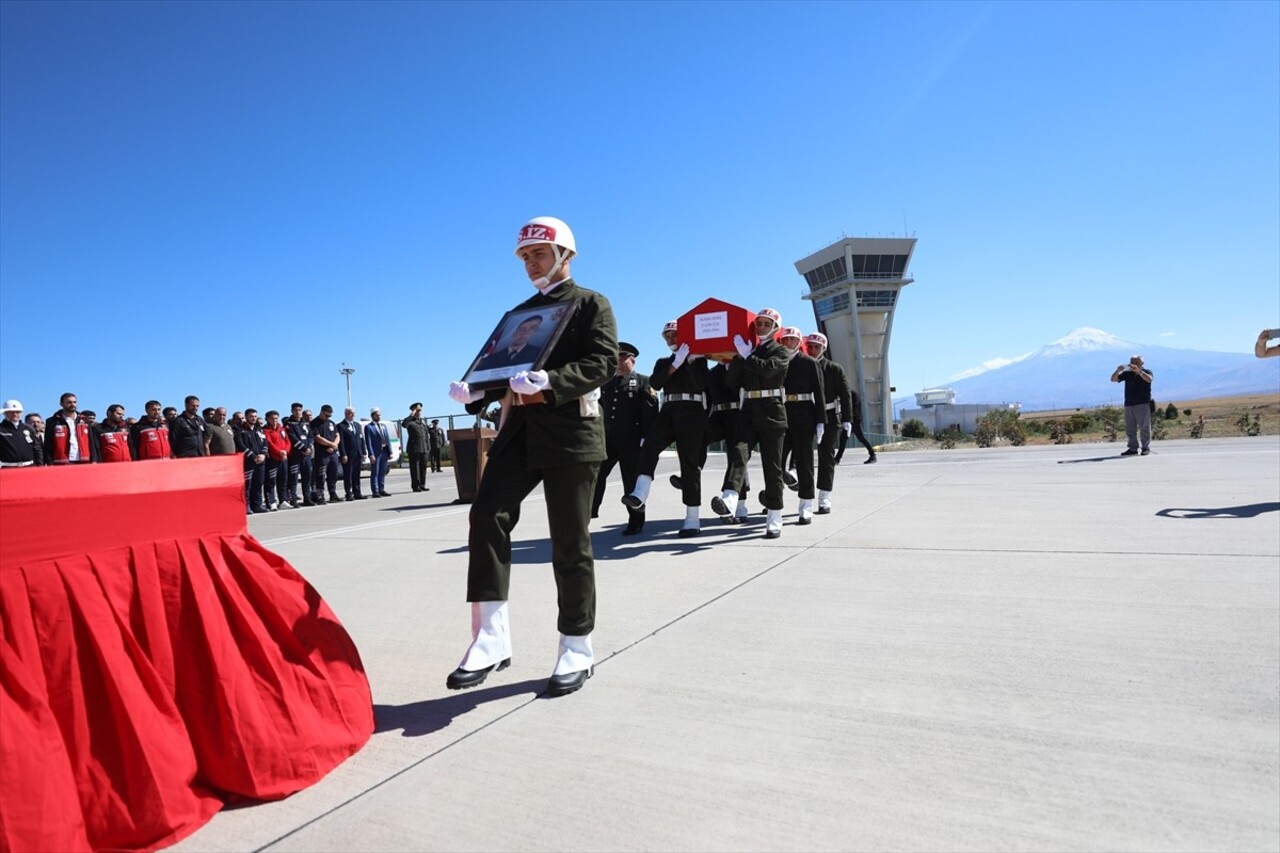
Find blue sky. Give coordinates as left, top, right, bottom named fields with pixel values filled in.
left=2, top=0, right=1276, bottom=422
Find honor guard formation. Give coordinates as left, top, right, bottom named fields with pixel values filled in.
left=3, top=215, right=875, bottom=702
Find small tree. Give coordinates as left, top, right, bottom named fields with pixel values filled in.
left=974, top=409, right=1025, bottom=447
left=901, top=418, right=928, bottom=439
left=1164, top=402, right=1179, bottom=420
left=1152, top=418, right=1168, bottom=440
left=1189, top=416, right=1205, bottom=439
left=1066, top=413, right=1091, bottom=433
left=1049, top=420, right=1072, bottom=444
left=935, top=426, right=962, bottom=449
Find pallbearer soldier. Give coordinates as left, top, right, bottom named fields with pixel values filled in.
left=446, top=216, right=616, bottom=698
left=591, top=340, right=657, bottom=533
left=777, top=327, right=825, bottom=524
left=703, top=358, right=752, bottom=523
left=804, top=332, right=850, bottom=514
left=712, top=308, right=790, bottom=539
left=834, top=384, right=878, bottom=465
left=623, top=321, right=711, bottom=537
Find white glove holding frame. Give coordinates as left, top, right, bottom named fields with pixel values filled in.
left=449, top=381, right=483, bottom=405
left=510, top=370, right=550, bottom=395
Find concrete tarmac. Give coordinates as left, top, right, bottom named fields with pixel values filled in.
left=170, top=437, right=1280, bottom=852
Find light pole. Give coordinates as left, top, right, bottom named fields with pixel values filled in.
left=339, top=364, right=355, bottom=410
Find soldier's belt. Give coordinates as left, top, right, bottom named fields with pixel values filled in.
left=511, top=392, right=546, bottom=406
left=712, top=402, right=740, bottom=412
left=0, top=461, right=34, bottom=468
left=785, top=393, right=816, bottom=402
left=825, top=402, right=838, bottom=411
left=744, top=389, right=784, bottom=399
left=664, top=393, right=705, bottom=405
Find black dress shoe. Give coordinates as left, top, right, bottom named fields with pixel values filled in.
left=546, top=668, right=591, bottom=697
left=446, top=657, right=511, bottom=690
left=710, top=496, right=730, bottom=517
left=864, top=454, right=878, bottom=464
left=678, top=527, right=700, bottom=537
left=345, top=495, right=355, bottom=502
left=797, top=516, right=812, bottom=526
left=782, top=471, right=798, bottom=489
left=669, top=474, right=683, bottom=490
left=1120, top=449, right=1139, bottom=456
left=621, top=523, right=645, bottom=536
left=764, top=529, right=781, bottom=539
left=355, top=494, right=367, bottom=500
left=816, top=506, right=831, bottom=515
left=620, top=493, right=643, bottom=510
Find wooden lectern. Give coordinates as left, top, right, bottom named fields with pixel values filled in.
left=450, top=424, right=497, bottom=503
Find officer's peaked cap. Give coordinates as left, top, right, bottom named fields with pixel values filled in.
left=619, top=341, right=640, bottom=358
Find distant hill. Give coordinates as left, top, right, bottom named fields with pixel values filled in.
left=895, top=328, right=1280, bottom=414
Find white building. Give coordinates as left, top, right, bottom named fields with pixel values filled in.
left=795, top=236, right=916, bottom=438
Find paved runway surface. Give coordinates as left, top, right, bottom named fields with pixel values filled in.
left=170, top=437, right=1280, bottom=852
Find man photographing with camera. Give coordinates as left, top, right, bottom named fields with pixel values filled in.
left=1110, top=355, right=1155, bottom=456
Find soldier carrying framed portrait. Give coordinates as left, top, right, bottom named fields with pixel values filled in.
left=461, top=299, right=581, bottom=391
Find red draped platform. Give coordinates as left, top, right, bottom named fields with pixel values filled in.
left=0, top=458, right=374, bottom=852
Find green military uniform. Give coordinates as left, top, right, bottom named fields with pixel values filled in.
left=465, top=278, right=617, bottom=636
left=723, top=338, right=790, bottom=511
left=781, top=351, right=826, bottom=502
left=704, top=361, right=751, bottom=507
left=636, top=352, right=710, bottom=508
left=592, top=365, right=658, bottom=527
left=816, top=356, right=853, bottom=490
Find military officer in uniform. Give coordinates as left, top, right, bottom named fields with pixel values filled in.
left=805, top=332, right=852, bottom=513
left=777, top=327, right=826, bottom=524
left=623, top=321, right=711, bottom=536
left=592, top=340, right=657, bottom=534
left=1, top=399, right=43, bottom=467
left=446, top=216, right=616, bottom=698
left=712, top=308, right=791, bottom=538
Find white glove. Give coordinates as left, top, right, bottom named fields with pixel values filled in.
left=672, top=343, right=690, bottom=369
left=449, top=381, right=483, bottom=405
left=733, top=334, right=753, bottom=358
left=510, top=370, right=550, bottom=395
left=842, top=421, right=852, bottom=433
left=815, top=423, right=825, bottom=444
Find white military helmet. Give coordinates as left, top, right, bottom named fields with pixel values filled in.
left=756, top=307, right=782, bottom=330
left=515, top=216, right=576, bottom=256
left=805, top=332, right=828, bottom=349
left=662, top=321, right=678, bottom=335
left=2, top=399, right=23, bottom=413
left=515, top=216, right=576, bottom=288
left=779, top=326, right=802, bottom=341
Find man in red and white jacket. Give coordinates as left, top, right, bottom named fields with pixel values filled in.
left=95, top=404, right=132, bottom=463
left=129, top=400, right=171, bottom=460
left=43, top=392, right=99, bottom=464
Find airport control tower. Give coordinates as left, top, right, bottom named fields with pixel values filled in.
left=795, top=237, right=916, bottom=438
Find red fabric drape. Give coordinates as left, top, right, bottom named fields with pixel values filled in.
left=0, top=458, right=373, bottom=852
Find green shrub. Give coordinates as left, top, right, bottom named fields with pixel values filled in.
left=934, top=426, right=963, bottom=449
left=974, top=409, right=1025, bottom=447
left=1182, top=408, right=1192, bottom=417
left=901, top=418, right=928, bottom=439
left=1164, top=402, right=1178, bottom=420
left=1152, top=419, right=1168, bottom=440
left=1066, top=413, right=1091, bottom=433
left=1048, top=420, right=1072, bottom=444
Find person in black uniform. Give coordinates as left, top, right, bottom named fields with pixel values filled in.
left=591, top=340, right=657, bottom=533
left=804, top=332, right=853, bottom=514
left=236, top=409, right=270, bottom=513
left=427, top=419, right=446, bottom=473
left=168, top=395, right=208, bottom=459
left=401, top=404, right=431, bottom=492
left=284, top=402, right=315, bottom=506
left=712, top=308, right=791, bottom=538
left=623, top=321, right=711, bottom=537
left=338, top=406, right=367, bottom=500
left=1, top=399, right=43, bottom=468
left=777, top=327, right=826, bottom=525
left=310, top=404, right=341, bottom=504
left=445, top=216, right=616, bottom=698
left=834, top=384, right=877, bottom=465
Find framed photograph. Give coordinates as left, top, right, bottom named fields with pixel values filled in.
left=461, top=299, right=580, bottom=391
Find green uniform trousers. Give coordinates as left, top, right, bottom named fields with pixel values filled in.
left=467, top=432, right=599, bottom=636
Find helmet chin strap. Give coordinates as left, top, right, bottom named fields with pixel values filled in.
left=531, top=245, right=567, bottom=289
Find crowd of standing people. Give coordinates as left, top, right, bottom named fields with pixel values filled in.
left=0, top=394, right=448, bottom=515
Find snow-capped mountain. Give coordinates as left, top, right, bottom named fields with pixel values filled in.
left=896, top=328, right=1280, bottom=414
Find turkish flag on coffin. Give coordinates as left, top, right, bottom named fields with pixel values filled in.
left=675, top=298, right=758, bottom=362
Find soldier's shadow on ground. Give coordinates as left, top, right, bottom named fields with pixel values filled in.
left=1058, top=454, right=1142, bottom=464
left=593, top=520, right=761, bottom=560
left=373, top=679, right=546, bottom=738
left=1155, top=503, right=1280, bottom=519
left=437, top=539, right=555, bottom=560
left=379, top=499, right=454, bottom=512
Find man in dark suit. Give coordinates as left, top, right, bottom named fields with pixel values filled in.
left=445, top=216, right=616, bottom=698
left=427, top=419, right=446, bottom=472
left=591, top=340, right=657, bottom=533
left=364, top=407, right=393, bottom=497
left=338, top=406, right=366, bottom=500
left=476, top=314, right=544, bottom=370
